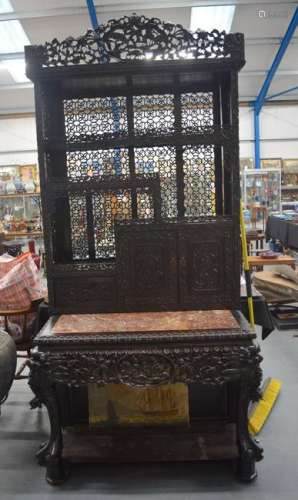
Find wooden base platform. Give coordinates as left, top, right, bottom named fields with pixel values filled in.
left=62, top=421, right=238, bottom=464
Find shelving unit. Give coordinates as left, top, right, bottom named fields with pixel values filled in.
left=281, top=159, right=298, bottom=207
left=242, top=168, right=281, bottom=214
left=0, top=164, right=42, bottom=249
left=0, top=192, right=40, bottom=199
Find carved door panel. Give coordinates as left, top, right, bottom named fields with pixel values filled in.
left=178, top=221, right=239, bottom=309
left=116, top=225, right=178, bottom=311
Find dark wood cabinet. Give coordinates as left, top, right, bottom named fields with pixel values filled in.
left=25, top=14, right=261, bottom=486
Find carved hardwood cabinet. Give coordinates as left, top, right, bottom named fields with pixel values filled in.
left=25, top=14, right=263, bottom=486
left=25, top=14, right=243, bottom=313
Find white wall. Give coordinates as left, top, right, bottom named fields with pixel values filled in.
left=0, top=104, right=297, bottom=166
left=0, top=116, right=37, bottom=165
left=239, top=104, right=298, bottom=159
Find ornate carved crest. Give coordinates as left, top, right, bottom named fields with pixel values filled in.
left=26, top=14, right=244, bottom=68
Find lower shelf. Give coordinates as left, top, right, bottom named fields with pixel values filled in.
left=62, top=421, right=238, bottom=463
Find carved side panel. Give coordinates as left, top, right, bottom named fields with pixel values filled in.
left=116, top=226, right=178, bottom=311
left=53, top=275, right=117, bottom=313
left=179, top=220, right=239, bottom=309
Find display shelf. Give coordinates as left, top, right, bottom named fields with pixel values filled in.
left=281, top=185, right=298, bottom=191
left=0, top=164, right=42, bottom=243
left=281, top=159, right=298, bottom=208
left=2, top=231, right=43, bottom=240
left=0, top=192, right=40, bottom=199
left=242, top=168, right=281, bottom=214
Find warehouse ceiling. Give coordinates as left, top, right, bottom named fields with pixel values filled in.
left=0, top=0, right=297, bottom=114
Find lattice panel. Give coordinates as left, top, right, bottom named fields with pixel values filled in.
left=136, top=187, right=155, bottom=219
left=64, top=97, right=128, bottom=142
left=66, top=149, right=129, bottom=181
left=181, top=93, right=214, bottom=134
left=135, top=146, right=177, bottom=218
left=133, top=94, right=175, bottom=136
left=92, top=190, right=132, bottom=259
left=69, top=195, right=89, bottom=260
left=183, top=145, right=216, bottom=216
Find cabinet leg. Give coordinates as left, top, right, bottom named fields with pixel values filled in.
left=28, top=356, right=67, bottom=484
left=237, top=449, right=257, bottom=482
left=43, top=391, right=65, bottom=484
left=236, top=382, right=263, bottom=482
left=46, top=456, right=65, bottom=486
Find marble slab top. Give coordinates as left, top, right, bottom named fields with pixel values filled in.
left=52, top=310, right=239, bottom=335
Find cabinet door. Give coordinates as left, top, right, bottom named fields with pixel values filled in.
left=116, top=225, right=178, bottom=311
left=178, top=221, right=240, bottom=310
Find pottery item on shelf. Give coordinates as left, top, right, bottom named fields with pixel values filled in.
left=0, top=179, right=6, bottom=195
left=5, top=181, right=16, bottom=194
left=14, top=177, right=25, bottom=193
left=259, top=250, right=279, bottom=259
left=23, top=180, right=36, bottom=193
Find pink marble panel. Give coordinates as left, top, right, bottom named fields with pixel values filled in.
left=52, top=310, right=239, bottom=335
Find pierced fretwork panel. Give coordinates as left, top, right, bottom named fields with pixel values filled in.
left=135, top=146, right=177, bottom=218
left=92, top=190, right=132, bottom=259
left=69, top=195, right=89, bottom=260
left=66, top=149, right=129, bottom=182
left=181, top=92, right=214, bottom=134
left=183, top=145, right=216, bottom=217
left=133, top=94, right=175, bottom=136
left=64, top=96, right=128, bottom=142
left=136, top=187, right=155, bottom=219
left=91, top=187, right=157, bottom=258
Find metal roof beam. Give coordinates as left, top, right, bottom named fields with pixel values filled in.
left=242, top=70, right=298, bottom=77
left=0, top=52, right=24, bottom=60
left=253, top=6, right=298, bottom=168
left=86, top=0, right=99, bottom=30
left=265, top=85, right=298, bottom=101
left=254, top=7, right=298, bottom=114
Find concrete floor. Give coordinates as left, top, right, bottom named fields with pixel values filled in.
left=1, top=326, right=298, bottom=500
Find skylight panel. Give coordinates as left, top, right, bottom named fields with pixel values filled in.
left=0, top=20, right=30, bottom=53
left=190, top=6, right=236, bottom=33
left=0, top=0, right=13, bottom=13
left=1, top=58, right=29, bottom=82
left=0, top=0, right=31, bottom=82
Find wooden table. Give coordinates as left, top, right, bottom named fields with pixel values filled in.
left=29, top=310, right=263, bottom=485
left=248, top=254, right=296, bottom=270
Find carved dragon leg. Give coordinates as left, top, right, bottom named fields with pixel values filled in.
left=236, top=379, right=263, bottom=482
left=28, top=354, right=65, bottom=485
left=43, top=387, right=65, bottom=485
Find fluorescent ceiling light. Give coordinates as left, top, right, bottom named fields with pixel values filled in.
left=190, top=6, right=236, bottom=33
left=1, top=58, right=29, bottom=82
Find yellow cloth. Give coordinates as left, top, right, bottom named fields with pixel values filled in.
left=88, top=383, right=189, bottom=427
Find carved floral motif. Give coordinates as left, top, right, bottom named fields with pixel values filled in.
left=26, top=15, right=244, bottom=68
left=29, top=343, right=262, bottom=399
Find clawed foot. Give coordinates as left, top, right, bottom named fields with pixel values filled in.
left=237, top=449, right=258, bottom=482
left=46, top=458, right=67, bottom=486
